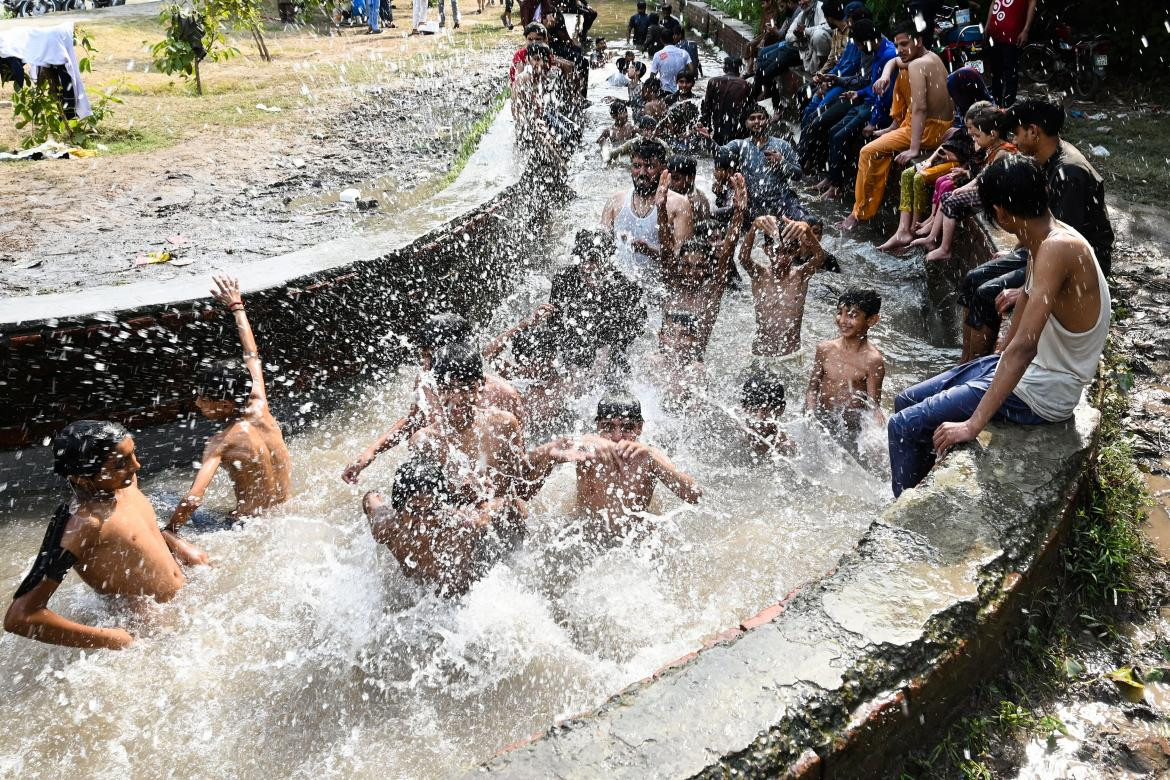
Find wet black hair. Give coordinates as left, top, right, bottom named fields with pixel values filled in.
left=637, top=114, right=659, bottom=131
left=647, top=12, right=659, bottom=24
left=822, top=1, right=844, bottom=22
left=977, top=154, right=1050, bottom=221
left=523, top=21, right=546, bottom=37
left=642, top=76, right=663, bottom=96
left=632, top=138, right=667, bottom=162
left=1005, top=98, right=1065, bottom=137
left=631, top=60, right=647, bottom=78
left=610, top=100, right=629, bottom=117
left=667, top=154, right=697, bottom=177
left=596, top=393, right=643, bottom=422
left=713, top=148, right=737, bottom=170
left=850, top=18, right=879, bottom=43
left=741, top=370, right=786, bottom=410
left=52, top=420, right=131, bottom=478
left=745, top=103, right=769, bottom=119
left=195, top=359, right=253, bottom=406
left=849, top=7, right=872, bottom=21
left=420, top=313, right=473, bottom=351
left=432, top=342, right=484, bottom=388
left=838, top=288, right=882, bottom=317
left=511, top=322, right=557, bottom=364
left=663, top=309, right=700, bottom=334
left=572, top=228, right=616, bottom=264
left=892, top=19, right=922, bottom=41
left=636, top=0, right=645, bottom=7
left=526, top=41, right=553, bottom=62
left=671, top=25, right=684, bottom=40
left=723, top=55, right=743, bottom=73
left=390, top=459, right=451, bottom=511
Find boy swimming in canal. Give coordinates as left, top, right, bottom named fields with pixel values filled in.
left=5, top=421, right=207, bottom=649
left=805, top=288, right=887, bottom=457
left=362, top=460, right=527, bottom=597
left=527, top=394, right=701, bottom=543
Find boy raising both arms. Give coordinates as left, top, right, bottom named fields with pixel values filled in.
left=166, top=276, right=291, bottom=534
left=6, top=421, right=207, bottom=649
left=805, top=288, right=886, bottom=454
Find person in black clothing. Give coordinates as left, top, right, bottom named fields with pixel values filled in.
left=957, top=98, right=1114, bottom=361
left=677, top=26, right=703, bottom=78
left=564, top=0, right=597, bottom=43
left=699, top=56, right=751, bottom=146
left=643, top=13, right=666, bottom=57
left=628, top=1, right=651, bottom=46
left=659, top=4, right=684, bottom=40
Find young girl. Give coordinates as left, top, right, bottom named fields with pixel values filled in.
left=911, top=101, right=1016, bottom=262
left=878, top=130, right=975, bottom=253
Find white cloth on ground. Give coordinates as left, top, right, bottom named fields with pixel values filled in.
left=0, top=22, right=92, bottom=119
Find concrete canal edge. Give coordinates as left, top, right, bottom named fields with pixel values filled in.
left=475, top=404, right=1100, bottom=778
left=0, top=105, right=568, bottom=492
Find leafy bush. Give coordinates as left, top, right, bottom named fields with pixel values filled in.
left=150, top=4, right=240, bottom=94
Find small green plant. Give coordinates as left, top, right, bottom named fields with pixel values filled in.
left=10, top=28, right=122, bottom=149
left=150, top=4, right=239, bottom=95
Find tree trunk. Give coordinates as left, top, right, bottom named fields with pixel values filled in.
left=194, top=59, right=203, bottom=95
left=251, top=24, right=271, bottom=62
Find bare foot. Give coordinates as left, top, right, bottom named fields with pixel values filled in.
left=825, top=185, right=842, bottom=200
left=811, top=177, right=831, bottom=192
left=878, top=231, right=913, bottom=252
left=914, top=220, right=933, bottom=236
left=925, top=246, right=952, bottom=262
left=909, top=235, right=935, bottom=249
left=835, top=214, right=861, bottom=231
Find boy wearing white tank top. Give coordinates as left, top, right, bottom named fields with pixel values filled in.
left=888, top=155, right=1110, bottom=497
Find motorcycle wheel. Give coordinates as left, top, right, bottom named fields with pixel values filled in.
left=1072, top=65, right=1103, bottom=100
left=24, top=0, right=53, bottom=14
left=1020, top=44, right=1056, bottom=84
left=66, top=0, right=95, bottom=8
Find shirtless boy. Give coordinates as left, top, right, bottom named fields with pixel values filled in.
left=166, top=276, right=290, bottom=533
left=663, top=237, right=733, bottom=354
left=362, top=460, right=527, bottom=596
left=527, top=395, right=701, bottom=542
left=6, top=421, right=207, bottom=649
left=738, top=215, right=830, bottom=358
left=597, top=101, right=636, bottom=148
left=805, top=288, right=886, bottom=451
left=341, top=314, right=525, bottom=485
left=667, top=155, right=711, bottom=222
left=741, top=369, right=796, bottom=457
left=410, top=343, right=527, bottom=504
left=651, top=310, right=707, bottom=403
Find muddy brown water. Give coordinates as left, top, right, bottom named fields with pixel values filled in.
left=0, top=58, right=958, bottom=777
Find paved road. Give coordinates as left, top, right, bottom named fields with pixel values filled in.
left=0, top=0, right=159, bottom=30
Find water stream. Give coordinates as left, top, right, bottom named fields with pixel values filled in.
left=0, top=49, right=959, bottom=778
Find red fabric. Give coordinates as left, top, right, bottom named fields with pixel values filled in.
left=510, top=47, right=527, bottom=83
left=987, top=0, right=1028, bottom=45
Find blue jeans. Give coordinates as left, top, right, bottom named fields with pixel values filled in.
left=801, top=86, right=844, bottom=129
left=826, top=103, right=871, bottom=187
left=887, top=355, right=1048, bottom=497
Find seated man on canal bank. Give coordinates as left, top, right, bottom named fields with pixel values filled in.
left=166, top=275, right=291, bottom=534
left=362, top=460, right=527, bottom=597
left=836, top=21, right=954, bottom=232
left=410, top=343, right=528, bottom=505
left=887, top=155, right=1111, bottom=497
left=526, top=394, right=701, bottom=543
left=5, top=421, right=207, bottom=650
left=956, top=98, right=1115, bottom=363
left=719, top=103, right=810, bottom=224
left=342, top=314, right=526, bottom=485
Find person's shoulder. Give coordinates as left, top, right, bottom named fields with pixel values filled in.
left=60, top=505, right=105, bottom=552
left=864, top=341, right=886, bottom=365
left=484, top=406, right=522, bottom=432
left=1056, top=140, right=1102, bottom=181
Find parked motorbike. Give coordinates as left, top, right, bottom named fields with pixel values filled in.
left=933, top=3, right=986, bottom=73
left=1021, top=22, right=1109, bottom=100
left=5, top=0, right=122, bottom=18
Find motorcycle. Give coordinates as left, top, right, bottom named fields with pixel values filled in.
left=4, top=0, right=122, bottom=17
left=933, top=3, right=986, bottom=73
left=1020, top=22, right=1109, bottom=100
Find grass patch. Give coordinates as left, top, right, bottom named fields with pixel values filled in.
left=899, top=331, right=1155, bottom=779
left=1064, top=113, right=1170, bottom=207
left=437, top=87, right=508, bottom=189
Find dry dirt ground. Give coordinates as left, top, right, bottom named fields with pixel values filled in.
left=0, top=16, right=516, bottom=296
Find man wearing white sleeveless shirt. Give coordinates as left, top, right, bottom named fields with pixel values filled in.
left=888, top=155, right=1111, bottom=497
left=601, top=139, right=693, bottom=289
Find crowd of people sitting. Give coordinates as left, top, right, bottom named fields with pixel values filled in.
left=5, top=0, right=1114, bottom=650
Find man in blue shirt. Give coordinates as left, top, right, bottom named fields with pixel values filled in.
left=721, top=104, right=814, bottom=224
left=627, top=1, right=651, bottom=46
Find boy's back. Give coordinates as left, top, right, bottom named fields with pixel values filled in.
left=217, top=408, right=291, bottom=517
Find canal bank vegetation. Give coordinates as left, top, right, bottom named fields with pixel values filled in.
left=900, top=336, right=1165, bottom=779
left=1, top=11, right=512, bottom=154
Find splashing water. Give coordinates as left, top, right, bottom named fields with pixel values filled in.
left=0, top=51, right=958, bottom=779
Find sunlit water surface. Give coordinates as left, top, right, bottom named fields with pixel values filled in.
left=0, top=51, right=958, bottom=778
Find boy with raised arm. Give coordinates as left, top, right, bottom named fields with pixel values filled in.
left=527, top=394, right=701, bottom=542
left=805, top=288, right=886, bottom=454
left=739, top=215, right=830, bottom=360
left=166, top=276, right=290, bottom=533
left=409, top=343, right=527, bottom=505
left=6, top=421, right=207, bottom=650
left=341, top=314, right=525, bottom=485
left=362, top=460, right=528, bottom=597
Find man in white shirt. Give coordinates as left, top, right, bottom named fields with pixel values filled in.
left=784, top=0, right=831, bottom=73
left=650, top=26, right=693, bottom=93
